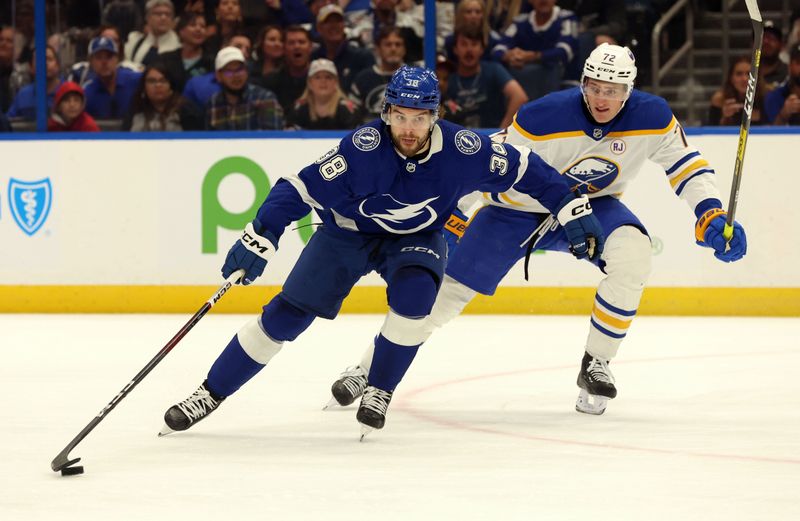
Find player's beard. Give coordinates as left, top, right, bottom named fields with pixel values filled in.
left=391, top=129, right=431, bottom=157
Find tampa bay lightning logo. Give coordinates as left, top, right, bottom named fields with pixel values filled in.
left=359, top=194, right=439, bottom=234
left=563, top=157, right=620, bottom=194
left=9, top=178, right=52, bottom=236
left=352, top=127, right=381, bottom=151
left=454, top=130, right=481, bottom=155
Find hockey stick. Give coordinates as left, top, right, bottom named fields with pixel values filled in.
left=50, top=269, right=245, bottom=475
left=724, top=0, right=762, bottom=241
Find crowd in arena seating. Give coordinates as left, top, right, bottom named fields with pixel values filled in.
left=0, top=0, right=798, bottom=132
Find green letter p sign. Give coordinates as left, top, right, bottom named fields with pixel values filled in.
left=202, top=156, right=271, bottom=253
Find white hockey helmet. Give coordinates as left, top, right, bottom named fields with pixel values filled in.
left=581, top=43, right=637, bottom=100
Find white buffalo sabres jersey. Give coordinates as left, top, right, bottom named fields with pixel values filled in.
left=487, top=88, right=721, bottom=214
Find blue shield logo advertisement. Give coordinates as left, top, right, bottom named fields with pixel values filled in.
left=9, top=178, right=52, bottom=236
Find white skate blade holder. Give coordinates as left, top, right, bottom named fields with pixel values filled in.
left=359, top=424, right=374, bottom=441
left=157, top=424, right=176, bottom=437
left=575, top=389, right=609, bottom=415
left=323, top=396, right=342, bottom=411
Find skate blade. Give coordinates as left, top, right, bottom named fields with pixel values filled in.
left=575, top=389, right=608, bottom=415
left=359, top=424, right=374, bottom=442
left=322, top=396, right=341, bottom=410
left=157, top=424, right=176, bottom=437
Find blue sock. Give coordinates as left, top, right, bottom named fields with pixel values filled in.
left=206, top=334, right=265, bottom=397
left=368, top=334, right=420, bottom=391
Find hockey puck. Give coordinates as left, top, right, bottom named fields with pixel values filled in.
left=60, top=466, right=84, bottom=476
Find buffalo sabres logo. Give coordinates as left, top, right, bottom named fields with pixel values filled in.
left=359, top=194, right=439, bottom=234
left=454, top=130, right=481, bottom=155
left=352, top=127, right=381, bottom=151
left=563, top=156, right=620, bottom=194
left=9, top=178, right=53, bottom=236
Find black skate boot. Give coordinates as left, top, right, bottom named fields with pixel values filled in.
left=575, top=352, right=617, bottom=415
left=356, top=385, right=393, bottom=440
left=324, top=365, right=368, bottom=409
left=159, top=380, right=226, bottom=436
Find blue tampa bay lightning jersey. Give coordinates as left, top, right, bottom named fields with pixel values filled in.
left=259, top=119, right=574, bottom=238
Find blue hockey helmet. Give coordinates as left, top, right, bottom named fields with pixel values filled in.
left=381, top=65, right=441, bottom=125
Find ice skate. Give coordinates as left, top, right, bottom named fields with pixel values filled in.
left=324, top=365, right=368, bottom=410
left=357, top=385, right=393, bottom=440
left=159, top=380, right=226, bottom=436
left=575, top=352, right=617, bottom=415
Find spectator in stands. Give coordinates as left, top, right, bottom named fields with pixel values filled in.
left=493, top=0, right=578, bottom=100
left=156, top=11, right=212, bottom=93
left=350, top=26, right=406, bottom=124
left=312, top=4, right=375, bottom=92
left=263, top=0, right=315, bottom=27
left=47, top=81, right=100, bottom=132
left=291, top=58, right=360, bottom=130
left=205, top=0, right=244, bottom=57
left=182, top=31, right=250, bottom=108
left=707, top=55, right=765, bottom=126
left=486, top=0, right=525, bottom=33
left=83, top=36, right=143, bottom=119
left=760, top=21, right=788, bottom=91
left=766, top=44, right=800, bottom=126
left=251, top=25, right=284, bottom=87
left=448, top=28, right=527, bottom=128
left=435, top=56, right=467, bottom=125
left=7, top=46, right=63, bottom=121
left=0, top=26, right=15, bottom=113
left=0, top=110, right=11, bottom=132
left=124, top=63, right=203, bottom=130
left=125, top=0, right=182, bottom=67
left=350, top=0, right=424, bottom=62
left=262, top=25, right=314, bottom=116
left=12, top=1, right=35, bottom=66
left=559, top=0, right=627, bottom=82
left=102, top=0, right=144, bottom=45
left=69, top=25, right=144, bottom=87
left=205, top=46, right=284, bottom=130
left=444, top=0, right=501, bottom=63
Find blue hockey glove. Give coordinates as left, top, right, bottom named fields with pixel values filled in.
left=443, top=208, right=468, bottom=255
left=555, top=193, right=605, bottom=261
left=222, top=220, right=278, bottom=285
left=695, top=208, right=747, bottom=262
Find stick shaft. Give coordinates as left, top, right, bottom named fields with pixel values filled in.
left=725, top=0, right=762, bottom=240
left=50, top=270, right=243, bottom=471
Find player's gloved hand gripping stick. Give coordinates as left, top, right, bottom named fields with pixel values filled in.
left=50, top=269, right=246, bottom=476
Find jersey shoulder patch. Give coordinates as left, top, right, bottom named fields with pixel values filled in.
left=352, top=126, right=382, bottom=151
left=454, top=129, right=482, bottom=155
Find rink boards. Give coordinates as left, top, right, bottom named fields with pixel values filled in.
left=0, top=130, right=797, bottom=316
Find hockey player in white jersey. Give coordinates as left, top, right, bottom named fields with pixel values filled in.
left=160, top=65, right=606, bottom=438
left=328, top=43, right=748, bottom=415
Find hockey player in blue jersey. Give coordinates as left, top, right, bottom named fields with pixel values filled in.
left=329, top=44, right=748, bottom=416
left=160, top=65, right=605, bottom=437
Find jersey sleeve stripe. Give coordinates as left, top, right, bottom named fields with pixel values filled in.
left=675, top=169, right=715, bottom=196
left=284, top=175, right=324, bottom=209
left=665, top=150, right=701, bottom=175
left=669, top=158, right=710, bottom=188
left=606, top=116, right=676, bottom=138
left=499, top=192, right=525, bottom=206
left=512, top=118, right=585, bottom=141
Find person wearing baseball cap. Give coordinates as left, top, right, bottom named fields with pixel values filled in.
left=312, top=3, right=375, bottom=92
left=761, top=20, right=789, bottom=89
left=83, top=35, right=143, bottom=119
left=765, top=44, right=800, bottom=125
left=290, top=58, right=360, bottom=130
left=205, top=46, right=284, bottom=130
